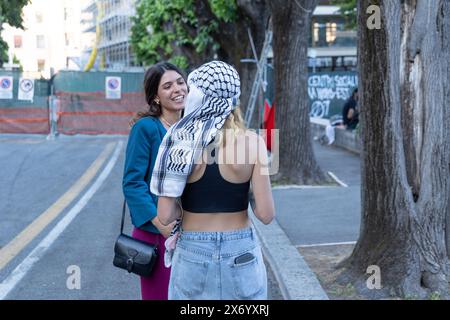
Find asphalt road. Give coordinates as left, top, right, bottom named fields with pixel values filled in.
left=0, top=134, right=282, bottom=300
left=274, top=142, right=361, bottom=247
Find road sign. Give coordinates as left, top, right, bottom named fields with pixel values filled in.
left=105, top=76, right=121, bottom=99
left=18, top=78, right=35, bottom=101
left=0, top=76, right=13, bottom=99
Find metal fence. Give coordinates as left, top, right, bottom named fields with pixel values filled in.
left=0, top=71, right=50, bottom=134
left=52, top=71, right=146, bottom=135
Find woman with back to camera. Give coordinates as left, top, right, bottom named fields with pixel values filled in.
left=122, top=61, right=187, bottom=300
left=150, top=60, right=275, bottom=300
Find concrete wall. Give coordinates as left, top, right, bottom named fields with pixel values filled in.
left=310, top=117, right=360, bottom=154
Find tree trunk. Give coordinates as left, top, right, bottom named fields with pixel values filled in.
left=339, top=0, right=450, bottom=299
left=444, top=0, right=450, bottom=259
left=268, top=0, right=331, bottom=185
left=221, top=0, right=270, bottom=128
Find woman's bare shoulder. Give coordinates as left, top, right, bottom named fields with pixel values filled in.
left=234, top=130, right=266, bottom=164
left=239, top=130, right=266, bottom=149
left=237, top=129, right=259, bottom=142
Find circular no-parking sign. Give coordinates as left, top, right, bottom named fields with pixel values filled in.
left=107, top=78, right=119, bottom=90
left=1, top=78, right=12, bottom=89
left=20, top=79, right=34, bottom=92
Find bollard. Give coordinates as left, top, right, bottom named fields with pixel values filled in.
left=47, top=94, right=59, bottom=140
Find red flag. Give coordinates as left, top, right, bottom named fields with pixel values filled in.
left=262, top=99, right=275, bottom=151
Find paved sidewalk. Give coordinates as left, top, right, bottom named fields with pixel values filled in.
left=253, top=141, right=361, bottom=299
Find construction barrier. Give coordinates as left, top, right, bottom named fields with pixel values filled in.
left=0, top=71, right=50, bottom=134
left=0, top=69, right=358, bottom=135
left=53, top=71, right=146, bottom=135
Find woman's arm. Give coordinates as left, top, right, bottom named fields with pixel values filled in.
left=123, top=120, right=172, bottom=234
left=151, top=215, right=176, bottom=238
left=157, top=196, right=182, bottom=226
left=251, top=134, right=275, bottom=225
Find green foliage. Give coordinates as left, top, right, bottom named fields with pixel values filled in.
left=429, top=291, right=441, bottom=300
left=169, top=55, right=189, bottom=70
left=331, top=0, right=357, bottom=30
left=193, top=21, right=220, bottom=53
left=404, top=291, right=441, bottom=300
left=0, top=0, right=30, bottom=28
left=403, top=293, right=419, bottom=300
left=13, top=54, right=23, bottom=71
left=131, top=0, right=237, bottom=68
left=209, top=0, right=237, bottom=22
left=0, top=38, right=8, bottom=65
left=329, top=283, right=356, bottom=297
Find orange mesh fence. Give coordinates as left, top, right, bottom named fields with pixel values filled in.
left=1, top=71, right=149, bottom=135
left=55, top=91, right=146, bottom=135
left=0, top=107, right=50, bottom=134
left=0, top=72, right=50, bottom=134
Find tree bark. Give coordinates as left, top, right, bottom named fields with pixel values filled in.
left=339, top=0, right=450, bottom=299
left=268, top=0, right=331, bottom=185
left=220, top=0, right=270, bottom=128
left=444, top=0, right=450, bottom=259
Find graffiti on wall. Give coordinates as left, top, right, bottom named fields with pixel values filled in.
left=308, top=72, right=358, bottom=118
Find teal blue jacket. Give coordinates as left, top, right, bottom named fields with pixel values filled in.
left=122, top=116, right=167, bottom=234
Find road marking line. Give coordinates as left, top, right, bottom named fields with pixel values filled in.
left=327, top=171, right=348, bottom=187
left=296, top=241, right=357, bottom=248
left=0, top=142, right=116, bottom=272
left=0, top=141, right=123, bottom=299
left=271, top=173, right=349, bottom=189
left=272, top=185, right=339, bottom=190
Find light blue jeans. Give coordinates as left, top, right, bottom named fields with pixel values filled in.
left=168, top=227, right=267, bottom=300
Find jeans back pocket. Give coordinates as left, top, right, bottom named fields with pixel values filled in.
left=172, top=253, right=209, bottom=299
left=230, top=251, right=265, bottom=299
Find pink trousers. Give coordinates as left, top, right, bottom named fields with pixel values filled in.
left=132, top=227, right=171, bottom=300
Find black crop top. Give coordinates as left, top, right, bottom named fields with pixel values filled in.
left=181, top=161, right=250, bottom=213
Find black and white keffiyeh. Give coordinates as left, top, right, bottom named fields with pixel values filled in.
left=150, top=60, right=241, bottom=197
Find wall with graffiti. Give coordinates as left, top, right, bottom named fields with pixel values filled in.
left=308, top=72, right=358, bottom=119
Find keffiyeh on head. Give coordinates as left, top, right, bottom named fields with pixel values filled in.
left=150, top=60, right=241, bottom=197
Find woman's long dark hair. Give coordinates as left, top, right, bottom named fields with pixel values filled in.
left=131, top=61, right=187, bottom=126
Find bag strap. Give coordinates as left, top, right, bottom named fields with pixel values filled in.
left=121, top=117, right=170, bottom=236
left=120, top=200, right=127, bottom=235
left=120, top=118, right=163, bottom=236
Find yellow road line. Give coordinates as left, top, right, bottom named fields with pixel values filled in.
left=0, top=142, right=116, bottom=271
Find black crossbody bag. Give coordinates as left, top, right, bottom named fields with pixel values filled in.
left=113, top=200, right=158, bottom=277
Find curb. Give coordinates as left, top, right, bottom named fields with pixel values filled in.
left=250, top=209, right=329, bottom=300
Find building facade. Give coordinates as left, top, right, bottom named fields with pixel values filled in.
left=1, top=0, right=84, bottom=78
left=82, top=0, right=139, bottom=71
left=309, top=0, right=357, bottom=72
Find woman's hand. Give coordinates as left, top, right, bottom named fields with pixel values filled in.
left=152, top=216, right=176, bottom=238
left=157, top=196, right=182, bottom=226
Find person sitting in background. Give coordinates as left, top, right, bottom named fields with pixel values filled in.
left=323, top=114, right=344, bottom=145
left=342, top=88, right=359, bottom=130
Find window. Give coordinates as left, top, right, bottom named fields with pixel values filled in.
left=36, top=35, right=45, bottom=49
left=106, top=28, right=112, bottom=41
left=65, top=33, right=71, bottom=46
left=313, top=23, right=320, bottom=45
left=37, top=59, right=45, bottom=72
left=326, top=23, right=337, bottom=43
left=36, top=11, right=43, bottom=23
left=14, top=35, right=23, bottom=48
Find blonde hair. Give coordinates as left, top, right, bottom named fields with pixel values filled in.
left=215, top=107, right=246, bottom=148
